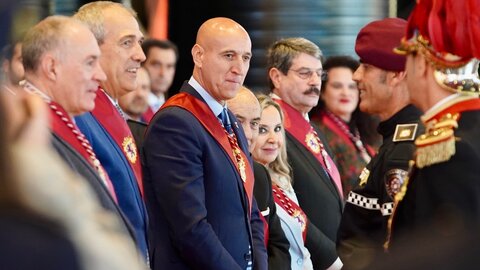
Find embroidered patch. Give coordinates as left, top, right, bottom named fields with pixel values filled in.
left=122, top=136, right=137, bottom=164
left=385, top=169, right=408, bottom=199
left=393, top=123, right=418, bottom=142
left=305, top=132, right=320, bottom=154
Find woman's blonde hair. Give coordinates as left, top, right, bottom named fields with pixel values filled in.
left=256, top=94, right=292, bottom=184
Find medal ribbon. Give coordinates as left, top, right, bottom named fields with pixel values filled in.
left=274, top=98, right=344, bottom=199
left=91, top=88, right=144, bottom=196
left=272, top=185, right=308, bottom=241
left=161, top=92, right=255, bottom=215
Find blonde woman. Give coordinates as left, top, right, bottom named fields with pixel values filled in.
left=253, top=95, right=313, bottom=270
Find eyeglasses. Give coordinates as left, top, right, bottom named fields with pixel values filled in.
left=288, top=68, right=328, bottom=80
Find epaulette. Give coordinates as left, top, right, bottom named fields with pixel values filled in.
left=392, top=123, right=418, bottom=142
left=415, top=113, right=458, bottom=168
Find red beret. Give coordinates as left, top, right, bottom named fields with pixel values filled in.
left=355, top=18, right=407, bottom=71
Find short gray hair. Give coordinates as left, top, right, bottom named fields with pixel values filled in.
left=74, top=1, right=137, bottom=45
left=22, top=15, right=76, bottom=72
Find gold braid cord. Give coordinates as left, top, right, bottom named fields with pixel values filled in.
left=415, top=114, right=458, bottom=168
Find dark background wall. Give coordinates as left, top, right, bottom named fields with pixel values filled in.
left=2, top=0, right=416, bottom=93
left=166, top=0, right=415, bottom=95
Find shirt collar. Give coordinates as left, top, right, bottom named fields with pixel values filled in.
left=270, top=92, right=310, bottom=121
left=424, top=93, right=462, bottom=116
left=148, top=92, right=165, bottom=112
left=188, top=76, right=226, bottom=117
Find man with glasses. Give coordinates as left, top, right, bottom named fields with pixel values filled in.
left=266, top=37, right=343, bottom=269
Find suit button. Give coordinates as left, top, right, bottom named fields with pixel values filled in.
left=297, top=258, right=303, bottom=265
left=244, top=253, right=252, bottom=261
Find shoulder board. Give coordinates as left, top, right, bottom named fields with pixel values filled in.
left=414, top=114, right=458, bottom=168
left=393, top=123, right=418, bottom=142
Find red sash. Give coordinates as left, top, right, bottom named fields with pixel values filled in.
left=320, top=111, right=376, bottom=157
left=92, top=89, right=144, bottom=196
left=272, top=185, right=308, bottom=241
left=274, top=99, right=343, bottom=199
left=49, top=102, right=117, bottom=202
left=161, top=92, right=255, bottom=215
left=320, top=112, right=354, bottom=147
left=142, top=106, right=155, bottom=123
left=260, top=214, right=269, bottom=247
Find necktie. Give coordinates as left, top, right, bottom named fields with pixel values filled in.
left=220, top=108, right=233, bottom=134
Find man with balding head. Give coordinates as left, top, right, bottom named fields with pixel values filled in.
left=143, top=18, right=267, bottom=270
left=228, top=86, right=291, bottom=270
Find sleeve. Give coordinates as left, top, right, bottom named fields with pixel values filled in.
left=305, top=221, right=339, bottom=269
left=266, top=201, right=291, bottom=270
left=251, top=198, right=268, bottom=270
left=143, top=108, right=242, bottom=270
left=253, top=163, right=291, bottom=270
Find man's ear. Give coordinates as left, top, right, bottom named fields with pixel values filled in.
left=191, top=44, right=204, bottom=68
left=387, top=70, right=407, bottom=87
left=269, top=68, right=283, bottom=90
left=2, top=59, right=10, bottom=75
left=40, top=53, right=58, bottom=81
left=416, top=53, right=429, bottom=79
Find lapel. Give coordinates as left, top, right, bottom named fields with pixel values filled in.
left=51, top=133, right=137, bottom=242
left=181, top=82, right=251, bottom=160
left=286, top=131, right=341, bottom=202
left=176, top=82, right=253, bottom=213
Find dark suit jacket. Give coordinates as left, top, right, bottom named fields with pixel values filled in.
left=287, top=127, right=344, bottom=269
left=253, top=162, right=291, bottom=270
left=51, top=133, right=136, bottom=244
left=0, top=210, right=80, bottom=270
left=143, top=82, right=267, bottom=270
left=127, top=119, right=147, bottom=158
left=75, top=113, right=148, bottom=258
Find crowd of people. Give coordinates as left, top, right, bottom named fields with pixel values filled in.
left=2, top=0, right=480, bottom=269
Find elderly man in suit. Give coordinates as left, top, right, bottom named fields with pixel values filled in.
left=19, top=15, right=136, bottom=244
left=266, top=37, right=343, bottom=269
left=73, top=1, right=148, bottom=260
left=227, top=86, right=291, bottom=270
left=142, top=17, right=267, bottom=270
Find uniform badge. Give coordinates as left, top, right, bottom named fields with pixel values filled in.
left=393, top=123, right=418, bottom=142
left=305, top=132, right=320, bottom=154
left=384, top=169, right=408, bottom=199
left=358, top=167, right=370, bottom=186
left=122, top=136, right=138, bottom=164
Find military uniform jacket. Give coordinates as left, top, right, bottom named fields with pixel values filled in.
left=337, top=105, right=422, bottom=269
left=389, top=95, right=480, bottom=254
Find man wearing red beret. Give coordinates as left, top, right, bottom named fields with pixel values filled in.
left=385, top=0, right=480, bottom=262
left=337, top=18, right=423, bottom=270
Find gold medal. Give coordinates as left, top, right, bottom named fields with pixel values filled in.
left=122, top=136, right=138, bottom=164
left=305, top=132, right=320, bottom=154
